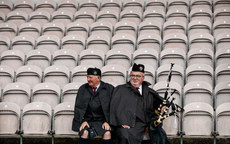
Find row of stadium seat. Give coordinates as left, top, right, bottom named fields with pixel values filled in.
left=0, top=100, right=230, bottom=136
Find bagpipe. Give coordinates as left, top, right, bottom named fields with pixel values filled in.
left=148, top=63, right=184, bottom=144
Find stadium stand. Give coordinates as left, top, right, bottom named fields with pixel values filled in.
left=0, top=0, right=230, bottom=144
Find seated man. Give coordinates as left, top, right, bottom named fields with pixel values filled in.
left=72, top=67, right=114, bottom=144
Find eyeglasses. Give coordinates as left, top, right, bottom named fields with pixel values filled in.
left=130, top=75, right=143, bottom=78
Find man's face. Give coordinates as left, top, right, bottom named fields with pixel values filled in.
left=87, top=75, right=100, bottom=87
left=130, top=71, right=144, bottom=88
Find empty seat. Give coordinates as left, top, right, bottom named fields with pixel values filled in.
left=61, top=34, right=86, bottom=54
left=184, top=81, right=213, bottom=106
left=0, top=35, right=10, bottom=55
left=0, top=23, right=17, bottom=39
left=61, top=82, right=82, bottom=103
left=78, top=0, right=99, bottom=13
left=100, top=0, right=122, bottom=13
left=111, top=33, right=136, bottom=53
left=188, top=20, right=212, bottom=37
left=51, top=10, right=73, bottom=26
left=0, top=65, right=14, bottom=91
left=6, top=11, right=28, bottom=27
left=79, top=49, right=105, bottom=68
left=160, top=48, right=186, bottom=68
left=186, top=64, right=213, bottom=86
left=187, top=47, right=214, bottom=67
left=166, top=8, right=188, bottom=23
left=74, top=10, right=96, bottom=26
left=36, top=35, right=61, bottom=54
left=215, top=33, right=230, bottom=51
left=32, top=83, right=61, bottom=109
left=133, top=48, right=159, bottom=71
left=15, top=65, right=42, bottom=88
left=14, top=0, right=34, bottom=13
left=163, top=20, right=186, bottom=36
left=216, top=47, right=230, bottom=67
left=114, top=20, right=137, bottom=38
left=53, top=102, right=77, bottom=135
left=90, top=21, right=113, bottom=38
left=22, top=102, right=52, bottom=134
left=96, top=9, right=119, bottom=26
left=120, top=9, right=142, bottom=25
left=190, top=0, right=212, bottom=10
left=214, top=0, right=230, bottom=10
left=214, top=7, right=230, bottom=21
left=183, top=102, right=213, bottom=135
left=26, top=49, right=51, bottom=71
left=2, top=82, right=30, bottom=108
left=71, top=65, right=93, bottom=83
left=12, top=35, right=35, bottom=55
left=52, top=49, right=78, bottom=70
left=0, top=102, right=20, bottom=134
left=29, top=10, right=50, bottom=27
left=189, top=33, right=214, bottom=51
left=101, top=65, right=127, bottom=85
left=42, top=22, right=65, bottom=39
left=1, top=50, right=25, bottom=71
left=143, top=9, right=165, bottom=24
left=43, top=65, right=70, bottom=89
left=215, top=81, right=230, bottom=107
left=123, top=0, right=144, bottom=12
left=57, top=0, right=78, bottom=14
left=0, top=0, right=13, bottom=15
left=66, top=21, right=89, bottom=39
left=190, top=7, right=212, bottom=22
left=18, top=22, right=41, bottom=39
left=216, top=103, right=230, bottom=136
left=35, top=0, right=57, bottom=14
left=153, top=81, right=182, bottom=135
left=86, top=34, right=110, bottom=52
left=215, top=64, right=230, bottom=85
left=138, top=20, right=162, bottom=36
left=213, top=19, right=230, bottom=38
left=145, top=0, right=166, bottom=12
left=169, top=0, right=189, bottom=11
left=163, top=33, right=187, bottom=51
left=105, top=48, right=131, bottom=70
left=137, top=33, right=162, bottom=53
left=157, top=64, right=184, bottom=87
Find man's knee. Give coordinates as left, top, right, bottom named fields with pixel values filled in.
left=81, top=130, right=89, bottom=138
left=103, top=131, right=111, bottom=139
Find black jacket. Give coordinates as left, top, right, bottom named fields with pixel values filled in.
left=72, top=81, right=114, bottom=132
left=110, top=81, right=163, bottom=128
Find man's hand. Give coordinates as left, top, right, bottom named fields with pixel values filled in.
left=122, top=125, right=130, bottom=129
left=80, top=121, right=89, bottom=131
left=102, top=122, right=111, bottom=131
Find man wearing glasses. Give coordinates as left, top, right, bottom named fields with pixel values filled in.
left=110, top=63, right=164, bottom=144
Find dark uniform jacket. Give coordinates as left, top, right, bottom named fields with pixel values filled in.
left=110, top=81, right=163, bottom=128
left=72, top=81, right=114, bottom=132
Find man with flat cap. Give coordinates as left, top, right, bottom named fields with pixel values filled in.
left=110, top=63, right=164, bottom=144
left=72, top=67, right=114, bottom=144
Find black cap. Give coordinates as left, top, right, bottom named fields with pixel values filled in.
left=132, top=63, right=145, bottom=73
left=87, top=67, right=101, bottom=77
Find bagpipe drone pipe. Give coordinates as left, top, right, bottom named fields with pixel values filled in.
left=148, top=63, right=184, bottom=144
